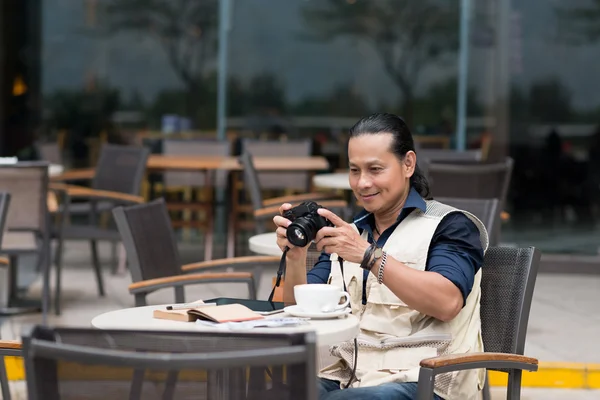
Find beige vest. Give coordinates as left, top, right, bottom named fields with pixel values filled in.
left=319, top=200, right=489, bottom=400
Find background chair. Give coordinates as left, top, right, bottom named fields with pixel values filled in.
left=0, top=338, right=20, bottom=400
left=435, top=197, right=501, bottom=246
left=35, top=142, right=63, bottom=165
left=230, top=151, right=346, bottom=257
left=160, top=139, right=231, bottom=260
left=0, top=163, right=51, bottom=322
left=425, top=157, right=514, bottom=211
left=113, top=198, right=274, bottom=306
left=417, top=246, right=541, bottom=400
left=22, top=326, right=318, bottom=400
left=51, top=144, right=150, bottom=314
left=417, top=148, right=482, bottom=170
left=241, top=138, right=313, bottom=192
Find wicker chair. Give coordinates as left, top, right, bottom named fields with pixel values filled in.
left=22, top=326, right=318, bottom=400
left=435, top=197, right=501, bottom=246
left=51, top=144, right=150, bottom=315
left=417, top=246, right=541, bottom=399
left=0, top=163, right=52, bottom=322
left=113, top=198, right=280, bottom=306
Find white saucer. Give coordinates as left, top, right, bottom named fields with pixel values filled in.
left=283, top=305, right=351, bottom=319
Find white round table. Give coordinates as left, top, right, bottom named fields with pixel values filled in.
left=312, top=172, right=350, bottom=190
left=249, top=232, right=281, bottom=256
left=92, top=304, right=359, bottom=348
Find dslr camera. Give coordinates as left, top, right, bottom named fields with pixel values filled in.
left=283, top=201, right=333, bottom=247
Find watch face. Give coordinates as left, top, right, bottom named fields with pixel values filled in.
left=373, top=248, right=383, bottom=258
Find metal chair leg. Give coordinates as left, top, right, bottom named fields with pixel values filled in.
left=54, top=237, right=64, bottom=316
left=482, top=372, right=491, bottom=400
left=90, top=240, right=105, bottom=296
left=0, top=356, right=11, bottom=400
left=416, top=367, right=435, bottom=400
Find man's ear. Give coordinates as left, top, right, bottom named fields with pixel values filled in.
left=404, top=151, right=417, bottom=177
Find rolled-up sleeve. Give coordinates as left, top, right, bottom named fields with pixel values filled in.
left=306, top=251, right=332, bottom=284
left=426, top=212, right=484, bottom=306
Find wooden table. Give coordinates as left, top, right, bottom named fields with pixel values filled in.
left=52, top=156, right=329, bottom=177
left=51, top=156, right=330, bottom=259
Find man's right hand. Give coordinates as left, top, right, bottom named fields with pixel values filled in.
left=273, top=203, right=309, bottom=261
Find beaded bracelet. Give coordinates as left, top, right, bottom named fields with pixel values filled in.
left=377, top=251, right=388, bottom=284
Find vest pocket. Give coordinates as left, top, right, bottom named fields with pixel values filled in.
left=367, top=281, right=408, bottom=307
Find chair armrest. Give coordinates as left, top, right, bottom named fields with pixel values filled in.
left=0, top=340, right=22, bottom=357
left=50, top=168, right=95, bottom=182
left=262, top=192, right=340, bottom=207
left=128, top=272, right=254, bottom=294
left=0, top=257, right=9, bottom=265
left=49, top=183, right=144, bottom=204
left=420, top=352, right=538, bottom=372
left=254, top=199, right=348, bottom=219
left=181, top=255, right=280, bottom=273
left=0, top=340, right=21, bottom=350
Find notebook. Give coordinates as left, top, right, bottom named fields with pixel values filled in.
left=153, top=303, right=264, bottom=323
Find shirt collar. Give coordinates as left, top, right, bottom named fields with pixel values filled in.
left=353, top=187, right=426, bottom=229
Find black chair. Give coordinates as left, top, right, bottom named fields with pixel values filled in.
left=0, top=163, right=52, bottom=322
left=113, top=198, right=271, bottom=306
left=0, top=338, right=19, bottom=400
left=435, top=197, right=501, bottom=246
left=51, top=144, right=150, bottom=314
left=424, top=158, right=514, bottom=211
left=417, top=246, right=541, bottom=400
left=0, top=192, right=17, bottom=400
left=22, top=326, right=318, bottom=400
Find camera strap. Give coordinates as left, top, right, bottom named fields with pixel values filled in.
left=338, top=257, right=358, bottom=388
left=267, top=249, right=357, bottom=387
left=267, top=246, right=289, bottom=304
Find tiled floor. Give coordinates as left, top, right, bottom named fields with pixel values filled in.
left=1, top=240, right=599, bottom=399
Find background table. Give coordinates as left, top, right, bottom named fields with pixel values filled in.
left=248, top=232, right=281, bottom=256
left=312, top=172, right=350, bottom=190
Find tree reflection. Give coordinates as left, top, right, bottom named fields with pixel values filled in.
left=301, top=0, right=458, bottom=124
left=100, top=0, right=219, bottom=122
left=556, top=0, right=600, bottom=45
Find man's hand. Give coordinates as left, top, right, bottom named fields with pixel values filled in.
left=273, top=203, right=310, bottom=261
left=314, top=208, right=370, bottom=264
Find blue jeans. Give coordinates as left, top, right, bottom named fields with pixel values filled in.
left=318, top=378, right=443, bottom=400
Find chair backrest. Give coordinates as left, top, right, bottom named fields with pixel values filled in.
left=425, top=157, right=514, bottom=209
left=435, top=197, right=501, bottom=246
left=240, top=150, right=267, bottom=211
left=35, top=142, right=62, bottom=165
left=92, top=144, right=150, bottom=195
left=23, top=326, right=318, bottom=400
left=112, top=198, right=182, bottom=282
left=162, top=139, right=231, bottom=188
left=480, top=247, right=540, bottom=366
left=417, top=149, right=482, bottom=168
left=0, top=192, right=11, bottom=244
left=241, top=138, right=312, bottom=191
left=0, top=162, right=49, bottom=231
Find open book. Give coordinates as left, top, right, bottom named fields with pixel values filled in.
left=153, top=303, right=264, bottom=323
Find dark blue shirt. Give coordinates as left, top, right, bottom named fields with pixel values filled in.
left=307, top=188, right=484, bottom=305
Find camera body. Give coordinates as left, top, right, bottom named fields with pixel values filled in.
left=283, top=201, right=333, bottom=247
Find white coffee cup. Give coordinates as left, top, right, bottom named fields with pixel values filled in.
left=294, top=284, right=351, bottom=313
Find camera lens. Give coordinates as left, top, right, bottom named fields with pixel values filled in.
left=286, top=218, right=316, bottom=247
left=287, top=225, right=308, bottom=247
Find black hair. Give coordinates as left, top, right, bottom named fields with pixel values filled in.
left=349, top=112, right=431, bottom=199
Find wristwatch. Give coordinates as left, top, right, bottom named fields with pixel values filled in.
left=366, top=247, right=384, bottom=270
